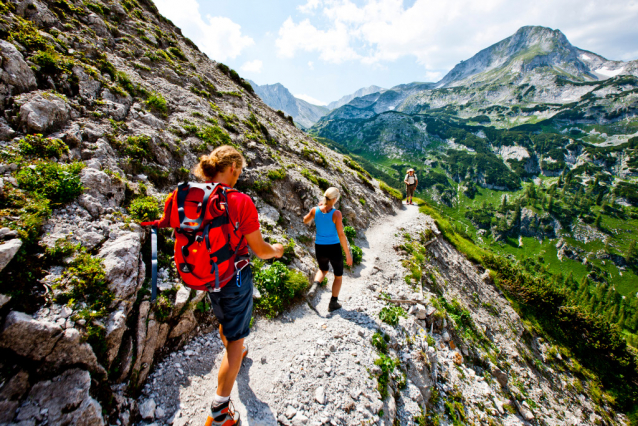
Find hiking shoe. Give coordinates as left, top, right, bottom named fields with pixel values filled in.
left=328, top=299, right=342, bottom=312
left=206, top=399, right=241, bottom=426
left=242, top=345, right=249, bottom=361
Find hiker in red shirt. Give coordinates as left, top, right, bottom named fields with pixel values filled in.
left=150, top=146, right=283, bottom=425
left=198, top=146, right=284, bottom=425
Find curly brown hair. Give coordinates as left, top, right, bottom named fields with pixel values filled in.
left=193, top=145, right=246, bottom=181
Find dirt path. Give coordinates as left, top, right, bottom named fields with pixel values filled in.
left=138, top=204, right=423, bottom=426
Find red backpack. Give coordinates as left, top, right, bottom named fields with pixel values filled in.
left=141, top=182, right=249, bottom=300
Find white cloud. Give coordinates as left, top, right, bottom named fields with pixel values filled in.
left=241, top=59, right=263, bottom=73
left=294, top=93, right=328, bottom=105
left=280, top=0, right=638, bottom=77
left=308, top=61, right=314, bottom=70
left=154, top=0, right=254, bottom=61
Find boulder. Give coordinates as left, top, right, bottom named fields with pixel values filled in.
left=139, top=398, right=156, bottom=420
left=22, top=369, right=104, bottom=425
left=0, top=311, right=62, bottom=360
left=0, top=370, right=30, bottom=423
left=132, top=301, right=151, bottom=368
left=414, top=304, right=427, bottom=320
left=491, top=367, right=508, bottom=388
left=15, top=91, right=71, bottom=134
left=315, top=386, right=326, bottom=404
left=73, top=66, right=101, bottom=101
left=78, top=167, right=126, bottom=218
left=86, top=13, right=111, bottom=38
left=173, top=285, right=191, bottom=314
left=136, top=317, right=160, bottom=386
left=169, top=310, right=196, bottom=339
left=16, top=0, right=57, bottom=27
left=258, top=202, right=280, bottom=226
left=0, top=238, right=22, bottom=272
left=44, top=328, right=103, bottom=374
left=0, top=39, right=37, bottom=96
left=105, top=304, right=128, bottom=366
left=0, top=293, right=11, bottom=309
left=98, top=232, right=142, bottom=300
left=0, top=117, right=15, bottom=141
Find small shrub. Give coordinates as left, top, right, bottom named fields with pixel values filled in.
left=19, top=134, right=69, bottom=158
left=379, top=305, right=407, bottom=326
left=154, top=294, right=173, bottom=322
left=252, top=179, right=272, bottom=193
left=316, top=177, right=330, bottom=191
left=359, top=198, right=366, bottom=206
left=146, top=91, right=167, bottom=114
left=129, top=196, right=161, bottom=222
left=253, top=261, right=308, bottom=318
left=167, top=46, right=187, bottom=61
left=351, top=245, right=363, bottom=265
left=119, top=135, right=151, bottom=160
left=344, top=226, right=356, bottom=244
left=374, top=353, right=398, bottom=399
left=371, top=330, right=388, bottom=354
left=16, top=161, right=84, bottom=205
left=301, top=168, right=318, bottom=185
left=267, top=168, right=286, bottom=181
left=196, top=124, right=231, bottom=147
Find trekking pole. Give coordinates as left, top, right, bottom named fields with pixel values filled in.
left=151, top=226, right=158, bottom=302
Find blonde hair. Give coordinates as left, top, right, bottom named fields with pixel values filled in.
left=193, top=145, right=246, bottom=181
left=322, top=187, right=340, bottom=205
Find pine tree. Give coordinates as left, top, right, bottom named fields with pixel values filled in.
left=500, top=195, right=508, bottom=213
left=627, top=241, right=638, bottom=266
left=547, top=195, right=554, bottom=212
left=595, top=214, right=602, bottom=229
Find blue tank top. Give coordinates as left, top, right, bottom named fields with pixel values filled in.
left=315, top=207, right=340, bottom=245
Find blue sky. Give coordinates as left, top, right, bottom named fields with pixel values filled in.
left=154, top=0, right=638, bottom=106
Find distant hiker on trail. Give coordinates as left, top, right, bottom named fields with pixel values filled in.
left=303, top=187, right=353, bottom=312
left=404, top=169, right=418, bottom=205
left=141, top=146, right=284, bottom=426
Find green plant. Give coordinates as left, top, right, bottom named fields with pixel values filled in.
left=381, top=181, right=403, bottom=201
left=154, top=294, right=173, bottom=322
left=118, top=135, right=152, bottom=160
left=16, top=161, right=84, bottom=205
left=371, top=330, right=389, bottom=353
left=128, top=196, right=161, bottom=222
left=267, top=168, right=286, bottom=181
left=252, top=179, right=272, bottom=193
left=374, top=353, right=398, bottom=399
left=359, top=198, right=366, bottom=206
left=300, top=168, right=318, bottom=185
left=19, top=134, right=69, bottom=158
left=379, top=305, right=407, bottom=326
left=351, top=245, right=363, bottom=265
left=316, top=177, right=330, bottom=191
left=344, top=226, right=356, bottom=244
left=146, top=91, right=167, bottom=113
left=253, top=261, right=308, bottom=318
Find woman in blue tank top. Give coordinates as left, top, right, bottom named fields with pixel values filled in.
left=303, top=187, right=353, bottom=312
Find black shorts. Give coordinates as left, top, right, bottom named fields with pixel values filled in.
left=315, top=243, right=344, bottom=276
left=207, top=266, right=253, bottom=342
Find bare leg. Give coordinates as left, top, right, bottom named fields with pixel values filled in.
left=219, top=324, right=228, bottom=348
left=332, top=276, right=343, bottom=297
left=314, top=269, right=328, bottom=284
left=216, top=338, right=245, bottom=397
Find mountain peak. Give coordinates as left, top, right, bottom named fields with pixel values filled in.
left=437, top=25, right=584, bottom=87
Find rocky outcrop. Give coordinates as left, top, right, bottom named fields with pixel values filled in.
left=0, top=0, right=397, bottom=423
left=0, top=238, right=22, bottom=272
left=17, top=369, right=104, bottom=426
left=14, top=90, right=72, bottom=134
left=0, top=39, right=37, bottom=108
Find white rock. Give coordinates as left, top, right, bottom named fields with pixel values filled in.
left=442, top=330, right=451, bottom=342
left=0, top=238, right=22, bottom=272
left=285, top=405, right=297, bottom=419
left=0, top=293, right=11, bottom=309
left=139, top=399, right=156, bottom=420
left=315, top=386, right=326, bottom=404
left=173, top=285, right=191, bottom=313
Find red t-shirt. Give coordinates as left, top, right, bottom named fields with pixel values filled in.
left=218, top=183, right=259, bottom=255
left=151, top=183, right=259, bottom=255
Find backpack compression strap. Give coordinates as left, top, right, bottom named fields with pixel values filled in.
left=150, top=226, right=158, bottom=302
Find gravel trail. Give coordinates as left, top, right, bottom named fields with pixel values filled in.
left=137, top=204, right=422, bottom=426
